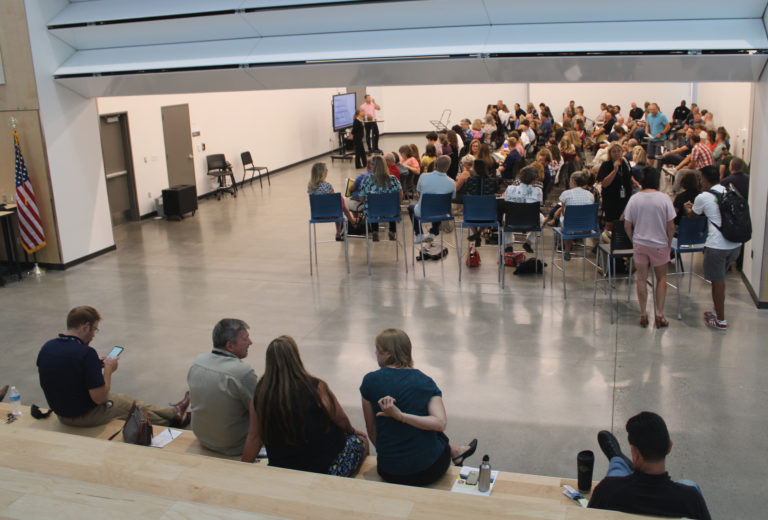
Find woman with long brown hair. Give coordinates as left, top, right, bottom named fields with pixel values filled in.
left=242, top=336, right=368, bottom=476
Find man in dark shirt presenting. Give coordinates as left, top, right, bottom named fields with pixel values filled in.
left=588, top=411, right=711, bottom=519
left=37, top=306, right=190, bottom=428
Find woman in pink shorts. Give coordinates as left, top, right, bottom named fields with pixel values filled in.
left=623, top=166, right=676, bottom=328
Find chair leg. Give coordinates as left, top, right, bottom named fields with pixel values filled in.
left=539, top=230, right=544, bottom=288
left=593, top=248, right=600, bottom=306
left=309, top=222, right=313, bottom=276
left=458, top=227, right=464, bottom=283
left=266, top=169, right=271, bottom=186
left=453, top=222, right=460, bottom=274
left=344, top=221, right=350, bottom=274
left=550, top=233, right=556, bottom=290
left=688, top=252, right=694, bottom=296
left=498, top=227, right=503, bottom=286
left=365, top=224, right=372, bottom=276
left=676, top=251, right=683, bottom=320
left=402, top=220, right=408, bottom=275
left=562, top=237, right=567, bottom=300
left=258, top=170, right=263, bottom=188
left=314, top=223, right=319, bottom=269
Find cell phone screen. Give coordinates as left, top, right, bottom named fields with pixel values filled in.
left=107, top=346, right=124, bottom=358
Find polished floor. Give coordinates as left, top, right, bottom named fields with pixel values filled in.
left=1, top=134, right=765, bottom=518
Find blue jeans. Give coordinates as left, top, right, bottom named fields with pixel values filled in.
left=606, top=457, right=703, bottom=496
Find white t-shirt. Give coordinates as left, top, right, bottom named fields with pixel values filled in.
left=691, top=184, right=740, bottom=250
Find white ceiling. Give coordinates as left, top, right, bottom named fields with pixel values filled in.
left=48, top=0, right=768, bottom=97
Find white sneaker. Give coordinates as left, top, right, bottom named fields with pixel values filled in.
left=425, top=233, right=435, bottom=243
left=414, top=234, right=427, bottom=244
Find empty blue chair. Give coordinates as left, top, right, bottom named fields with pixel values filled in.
left=365, top=192, right=407, bottom=276
left=669, top=215, right=708, bottom=319
left=459, top=195, right=502, bottom=283
left=308, top=193, right=349, bottom=275
left=413, top=193, right=460, bottom=277
left=551, top=203, right=600, bottom=299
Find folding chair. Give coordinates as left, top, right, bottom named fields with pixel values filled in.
left=593, top=220, right=635, bottom=323
left=551, top=203, right=600, bottom=299
left=308, top=193, right=349, bottom=276
left=501, top=202, right=544, bottom=289
left=458, top=195, right=501, bottom=283
left=365, top=192, right=407, bottom=276
left=241, top=151, right=269, bottom=187
left=669, top=215, right=708, bottom=319
left=412, top=193, right=460, bottom=277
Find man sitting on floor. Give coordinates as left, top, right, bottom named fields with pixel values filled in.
left=37, top=306, right=190, bottom=427
left=187, top=318, right=258, bottom=456
left=588, top=411, right=711, bottom=520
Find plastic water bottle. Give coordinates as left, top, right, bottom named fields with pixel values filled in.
left=478, top=454, right=491, bottom=492
left=8, top=386, right=22, bottom=416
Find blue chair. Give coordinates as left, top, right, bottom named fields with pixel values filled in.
left=669, top=215, right=708, bottom=319
left=308, top=193, right=349, bottom=276
left=551, top=203, right=600, bottom=299
left=593, top=219, right=635, bottom=324
left=365, top=192, right=407, bottom=276
left=500, top=201, right=544, bottom=289
left=459, top=195, right=501, bottom=283
left=413, top=193, right=460, bottom=277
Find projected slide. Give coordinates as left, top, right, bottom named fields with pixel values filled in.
left=333, top=93, right=356, bottom=131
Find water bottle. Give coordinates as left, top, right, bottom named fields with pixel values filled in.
left=8, top=386, right=22, bottom=416
left=478, top=454, right=491, bottom=492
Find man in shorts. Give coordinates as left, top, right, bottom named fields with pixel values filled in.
left=684, top=166, right=741, bottom=330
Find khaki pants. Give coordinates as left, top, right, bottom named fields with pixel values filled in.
left=58, top=393, right=176, bottom=427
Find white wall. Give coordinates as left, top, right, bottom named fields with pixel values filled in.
left=98, top=88, right=343, bottom=215
left=745, top=79, right=768, bottom=301
left=529, top=82, right=692, bottom=122
left=696, top=82, right=753, bottom=160
left=368, top=84, right=528, bottom=133
left=25, top=0, right=115, bottom=264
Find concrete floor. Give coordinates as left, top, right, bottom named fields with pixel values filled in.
left=1, top=134, right=765, bottom=518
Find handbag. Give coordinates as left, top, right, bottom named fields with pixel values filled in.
left=121, top=402, right=153, bottom=445
left=466, top=245, right=481, bottom=267
left=504, top=251, right=525, bottom=267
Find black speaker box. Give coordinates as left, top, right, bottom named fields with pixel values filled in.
left=162, top=184, right=197, bottom=220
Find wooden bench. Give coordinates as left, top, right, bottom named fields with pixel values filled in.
left=0, top=425, right=654, bottom=519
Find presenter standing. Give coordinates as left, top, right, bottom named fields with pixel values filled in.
left=361, top=94, right=381, bottom=153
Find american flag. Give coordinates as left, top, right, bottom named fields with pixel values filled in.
left=13, top=131, right=46, bottom=254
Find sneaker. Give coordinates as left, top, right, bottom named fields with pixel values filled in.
left=425, top=233, right=435, bottom=243
left=414, top=234, right=427, bottom=244
left=705, top=316, right=727, bottom=330
left=597, top=430, right=633, bottom=470
left=523, top=242, right=534, bottom=254
left=388, top=231, right=396, bottom=241
left=564, top=252, right=572, bottom=261
left=703, top=310, right=716, bottom=320
left=372, top=231, right=379, bottom=242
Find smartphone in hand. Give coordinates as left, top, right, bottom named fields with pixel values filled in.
left=106, top=346, right=124, bottom=359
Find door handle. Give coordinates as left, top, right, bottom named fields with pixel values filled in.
left=188, top=154, right=194, bottom=159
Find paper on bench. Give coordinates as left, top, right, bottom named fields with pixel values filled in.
left=451, top=466, right=499, bottom=496
left=151, top=428, right=183, bottom=448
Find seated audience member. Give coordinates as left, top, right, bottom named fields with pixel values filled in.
left=409, top=144, right=420, bottom=167
left=676, top=133, right=714, bottom=173
left=536, top=148, right=555, bottom=197
left=513, top=102, right=527, bottom=120
left=360, top=329, right=477, bottom=487
left=503, top=165, right=545, bottom=253
left=476, top=143, right=498, bottom=177
left=459, top=119, right=473, bottom=144
left=589, top=412, right=711, bottom=520
left=408, top=155, right=455, bottom=244
left=460, top=138, right=480, bottom=160
left=242, top=336, right=368, bottom=476
left=538, top=111, right=553, bottom=143
left=517, top=120, right=533, bottom=149
left=497, top=137, right=522, bottom=179
left=672, top=100, right=691, bottom=129
left=703, top=112, right=715, bottom=131
left=385, top=152, right=401, bottom=181
left=481, top=114, right=497, bottom=144
left=471, top=119, right=483, bottom=140
left=308, top=162, right=357, bottom=241
left=673, top=170, right=701, bottom=227
left=444, top=130, right=461, bottom=179
left=188, top=319, right=258, bottom=456
left=551, top=171, right=595, bottom=259
left=359, top=155, right=403, bottom=241
left=421, top=144, right=437, bottom=173
left=548, top=144, right=563, bottom=187
left=399, top=145, right=420, bottom=177
left=630, top=145, right=647, bottom=185
left=455, top=154, right=474, bottom=193
left=526, top=102, right=539, bottom=120
left=628, top=101, right=644, bottom=122
left=720, top=156, right=749, bottom=197
left=425, top=131, right=440, bottom=155
left=346, top=160, right=373, bottom=212
left=465, top=160, right=497, bottom=196
left=662, top=127, right=694, bottom=166
left=37, top=306, right=190, bottom=427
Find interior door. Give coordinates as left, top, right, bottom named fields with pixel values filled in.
left=161, top=104, right=196, bottom=188
left=99, top=113, right=138, bottom=226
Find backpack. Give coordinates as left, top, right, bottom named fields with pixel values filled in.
left=708, top=187, right=751, bottom=243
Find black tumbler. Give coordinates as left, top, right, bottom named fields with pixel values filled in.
left=577, top=450, right=595, bottom=493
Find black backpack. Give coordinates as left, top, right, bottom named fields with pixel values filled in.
left=708, top=187, right=751, bottom=243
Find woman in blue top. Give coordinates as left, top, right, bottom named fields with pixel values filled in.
left=360, top=329, right=477, bottom=486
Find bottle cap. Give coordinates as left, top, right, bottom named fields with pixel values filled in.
left=482, top=454, right=489, bottom=462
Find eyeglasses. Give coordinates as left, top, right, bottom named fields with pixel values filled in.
left=91, top=326, right=99, bottom=333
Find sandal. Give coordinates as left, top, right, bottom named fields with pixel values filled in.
left=655, top=315, right=669, bottom=328
left=639, top=315, right=649, bottom=328
left=452, top=438, right=478, bottom=466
